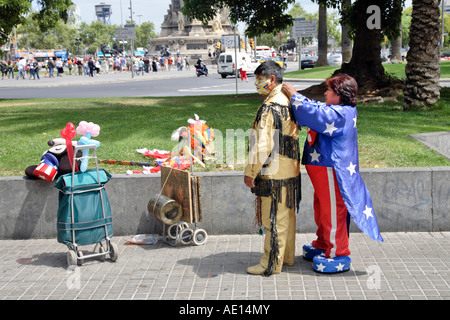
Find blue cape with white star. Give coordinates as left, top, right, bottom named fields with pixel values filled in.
left=291, top=93, right=383, bottom=242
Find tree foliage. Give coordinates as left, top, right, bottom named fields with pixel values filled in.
left=16, top=17, right=158, bottom=56
left=338, top=0, right=404, bottom=40
left=182, top=0, right=295, bottom=37
left=17, top=16, right=76, bottom=51
left=0, top=0, right=73, bottom=46
left=309, top=0, right=404, bottom=40
left=255, top=3, right=340, bottom=49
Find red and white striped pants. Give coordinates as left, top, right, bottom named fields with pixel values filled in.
left=306, top=165, right=351, bottom=258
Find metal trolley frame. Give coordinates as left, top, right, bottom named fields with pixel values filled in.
left=161, top=127, right=208, bottom=247
left=56, top=144, right=119, bottom=267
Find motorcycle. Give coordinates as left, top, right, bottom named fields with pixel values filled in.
left=195, top=65, right=208, bottom=77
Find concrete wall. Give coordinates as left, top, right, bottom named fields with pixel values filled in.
left=0, top=167, right=449, bottom=240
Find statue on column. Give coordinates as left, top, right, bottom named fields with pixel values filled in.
left=178, top=11, right=185, bottom=32
left=211, top=13, right=223, bottom=32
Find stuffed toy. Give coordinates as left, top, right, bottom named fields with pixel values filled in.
left=171, top=114, right=215, bottom=161
left=25, top=138, right=81, bottom=181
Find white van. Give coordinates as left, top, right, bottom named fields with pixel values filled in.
left=217, top=52, right=260, bottom=78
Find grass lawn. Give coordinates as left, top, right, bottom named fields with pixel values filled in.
left=285, top=60, right=450, bottom=80
left=0, top=91, right=449, bottom=177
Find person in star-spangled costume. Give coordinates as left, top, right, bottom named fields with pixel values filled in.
left=283, top=74, right=383, bottom=273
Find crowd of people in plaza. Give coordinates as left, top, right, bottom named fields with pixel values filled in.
left=0, top=53, right=193, bottom=81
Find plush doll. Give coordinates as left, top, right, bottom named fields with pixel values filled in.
left=25, top=138, right=81, bottom=181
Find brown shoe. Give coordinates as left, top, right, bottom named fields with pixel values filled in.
left=247, top=264, right=266, bottom=275
left=247, top=263, right=282, bottom=275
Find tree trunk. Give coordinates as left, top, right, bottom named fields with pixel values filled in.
left=316, top=1, right=329, bottom=66
left=390, top=22, right=403, bottom=62
left=334, top=0, right=390, bottom=91
left=300, top=0, right=404, bottom=100
left=341, top=0, right=352, bottom=63
left=403, top=0, right=441, bottom=109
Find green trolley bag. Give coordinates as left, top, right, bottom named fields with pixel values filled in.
left=55, top=168, right=113, bottom=247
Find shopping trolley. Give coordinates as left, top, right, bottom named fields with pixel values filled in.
left=148, top=127, right=208, bottom=247
left=55, top=144, right=119, bottom=267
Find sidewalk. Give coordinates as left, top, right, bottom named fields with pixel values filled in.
left=1, top=231, right=449, bottom=301
left=2, top=65, right=449, bottom=89
left=0, top=65, right=321, bottom=89
left=0, top=66, right=199, bottom=88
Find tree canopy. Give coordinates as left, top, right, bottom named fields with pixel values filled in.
left=16, top=18, right=157, bottom=56
left=0, top=0, right=73, bottom=46
left=182, top=0, right=295, bottom=37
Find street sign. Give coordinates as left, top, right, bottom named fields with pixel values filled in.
left=292, top=18, right=317, bottom=38
left=222, top=34, right=240, bottom=48
left=115, top=24, right=136, bottom=40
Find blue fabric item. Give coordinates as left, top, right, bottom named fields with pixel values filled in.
left=291, top=94, right=383, bottom=242
left=55, top=169, right=113, bottom=246
left=302, top=243, right=326, bottom=261
left=42, top=152, right=59, bottom=167
left=55, top=168, right=110, bottom=189
left=313, top=254, right=351, bottom=273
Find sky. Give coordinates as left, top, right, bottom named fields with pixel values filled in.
left=70, top=0, right=414, bottom=35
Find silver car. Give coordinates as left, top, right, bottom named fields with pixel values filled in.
left=328, top=53, right=342, bottom=66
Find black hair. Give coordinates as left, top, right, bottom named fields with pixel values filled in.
left=254, top=60, right=283, bottom=84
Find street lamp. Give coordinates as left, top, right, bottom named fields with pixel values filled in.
left=129, top=0, right=135, bottom=78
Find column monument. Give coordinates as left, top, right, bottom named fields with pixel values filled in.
left=148, top=0, right=236, bottom=62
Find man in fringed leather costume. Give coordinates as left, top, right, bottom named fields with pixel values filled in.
left=244, top=61, right=301, bottom=276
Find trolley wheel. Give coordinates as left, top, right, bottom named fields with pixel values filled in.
left=109, top=242, right=119, bottom=261
left=168, top=223, right=182, bottom=240
left=180, top=228, right=194, bottom=245
left=99, top=246, right=106, bottom=261
left=77, top=250, right=84, bottom=266
left=193, top=229, right=208, bottom=246
left=180, top=222, right=189, bottom=229
left=67, top=250, right=77, bottom=267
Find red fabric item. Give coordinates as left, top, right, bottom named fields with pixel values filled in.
left=306, top=165, right=351, bottom=258
left=307, top=128, right=317, bottom=147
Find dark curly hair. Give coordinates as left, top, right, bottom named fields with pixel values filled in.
left=325, top=74, right=358, bottom=107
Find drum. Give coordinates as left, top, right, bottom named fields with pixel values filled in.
left=148, top=194, right=182, bottom=225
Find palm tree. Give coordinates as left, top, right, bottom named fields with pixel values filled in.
left=341, top=0, right=352, bottom=63
left=389, top=22, right=403, bottom=61
left=403, top=0, right=441, bottom=109
left=316, top=0, right=329, bottom=66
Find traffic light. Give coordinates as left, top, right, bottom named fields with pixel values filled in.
left=216, top=41, right=223, bottom=52
left=249, top=38, right=255, bottom=50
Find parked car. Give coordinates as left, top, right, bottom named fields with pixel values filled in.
left=301, top=55, right=318, bottom=69
left=328, top=53, right=342, bottom=66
